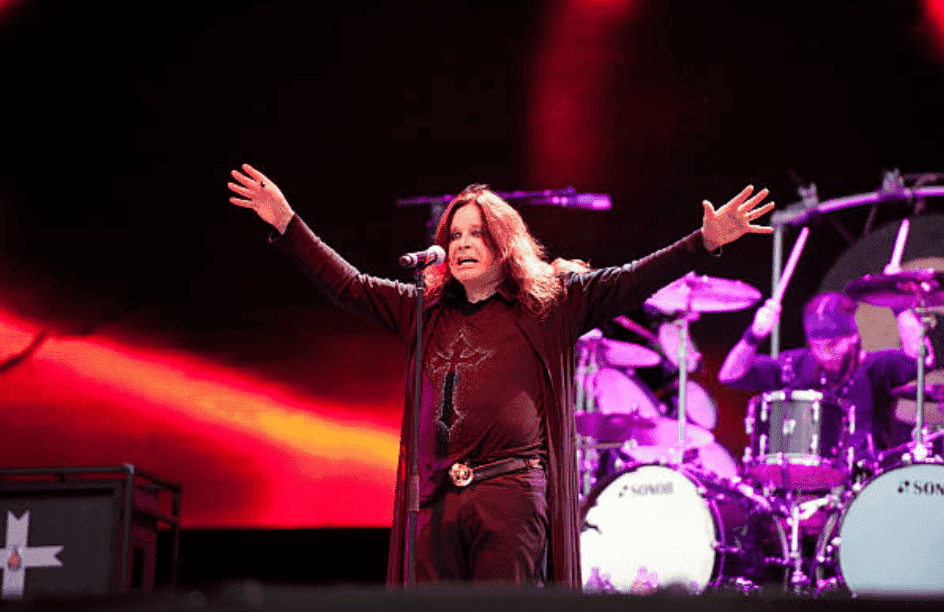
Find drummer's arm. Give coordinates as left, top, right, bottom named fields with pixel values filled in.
left=718, top=329, right=763, bottom=384
left=719, top=298, right=781, bottom=384
left=896, top=309, right=937, bottom=370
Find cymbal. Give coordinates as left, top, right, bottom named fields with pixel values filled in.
left=845, top=269, right=944, bottom=310
left=645, top=271, right=761, bottom=314
left=600, top=338, right=662, bottom=367
left=629, top=417, right=715, bottom=448
left=575, top=412, right=658, bottom=443
left=577, top=329, right=603, bottom=344
left=577, top=329, right=662, bottom=367
left=891, top=383, right=944, bottom=404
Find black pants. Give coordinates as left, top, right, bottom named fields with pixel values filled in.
left=414, top=467, right=548, bottom=584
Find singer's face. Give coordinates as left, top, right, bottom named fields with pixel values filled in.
left=808, top=333, right=859, bottom=372
left=448, top=204, right=503, bottom=298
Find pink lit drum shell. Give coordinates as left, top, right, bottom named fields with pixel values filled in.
left=593, top=368, right=662, bottom=420
left=623, top=441, right=738, bottom=481
left=668, top=380, right=718, bottom=430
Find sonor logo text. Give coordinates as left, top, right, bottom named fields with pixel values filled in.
left=897, top=480, right=944, bottom=496
left=630, top=482, right=674, bottom=496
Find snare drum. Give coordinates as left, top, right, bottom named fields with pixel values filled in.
left=580, top=463, right=787, bottom=593
left=815, top=462, right=944, bottom=596
left=744, top=389, right=850, bottom=490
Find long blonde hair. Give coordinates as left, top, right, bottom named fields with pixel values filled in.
left=423, top=185, right=589, bottom=319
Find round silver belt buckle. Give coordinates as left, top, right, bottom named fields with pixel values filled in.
left=449, top=463, right=473, bottom=487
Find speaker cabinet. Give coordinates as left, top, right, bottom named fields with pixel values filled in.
left=0, top=465, right=180, bottom=599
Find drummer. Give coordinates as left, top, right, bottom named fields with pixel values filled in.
left=718, top=291, right=944, bottom=454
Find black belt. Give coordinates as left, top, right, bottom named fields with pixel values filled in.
left=448, top=457, right=542, bottom=487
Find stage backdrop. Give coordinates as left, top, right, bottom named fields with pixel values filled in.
left=1, top=0, right=943, bottom=529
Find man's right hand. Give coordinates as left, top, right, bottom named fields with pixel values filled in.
left=751, top=298, right=782, bottom=339
left=228, top=163, right=295, bottom=233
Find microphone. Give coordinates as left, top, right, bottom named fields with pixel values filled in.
left=399, top=245, right=446, bottom=269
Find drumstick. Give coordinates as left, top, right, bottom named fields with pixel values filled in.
left=772, top=226, right=810, bottom=304
left=612, top=315, right=660, bottom=345
left=885, top=218, right=910, bottom=274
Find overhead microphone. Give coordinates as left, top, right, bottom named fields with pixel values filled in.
left=399, top=245, right=446, bottom=269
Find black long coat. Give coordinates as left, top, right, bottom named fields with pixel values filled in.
left=274, top=215, right=715, bottom=588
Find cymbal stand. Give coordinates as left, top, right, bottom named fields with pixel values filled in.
left=911, top=305, right=934, bottom=461
left=577, top=337, right=601, bottom=498
left=670, top=309, right=698, bottom=464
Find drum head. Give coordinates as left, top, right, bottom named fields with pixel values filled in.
left=581, top=465, right=716, bottom=593
left=667, top=380, right=718, bottom=430
left=657, top=322, right=701, bottom=373
left=838, top=463, right=944, bottom=596
left=593, top=368, right=662, bottom=419
left=692, top=442, right=739, bottom=481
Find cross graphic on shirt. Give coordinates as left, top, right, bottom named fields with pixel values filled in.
left=0, top=511, right=64, bottom=599
left=429, top=329, right=492, bottom=453
left=429, top=329, right=491, bottom=380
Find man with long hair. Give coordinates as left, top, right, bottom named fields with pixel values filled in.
left=228, top=165, right=774, bottom=587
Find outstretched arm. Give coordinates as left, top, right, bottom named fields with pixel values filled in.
left=568, top=185, right=776, bottom=336
left=228, top=164, right=296, bottom=234
left=226, top=163, right=417, bottom=340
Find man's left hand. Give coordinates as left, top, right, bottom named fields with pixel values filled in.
left=700, top=185, right=775, bottom=252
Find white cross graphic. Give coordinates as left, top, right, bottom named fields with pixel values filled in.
left=0, top=511, right=64, bottom=599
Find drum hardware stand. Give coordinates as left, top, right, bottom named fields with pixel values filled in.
left=669, top=308, right=699, bottom=465
left=911, top=305, right=934, bottom=462
left=786, top=497, right=810, bottom=594
left=763, top=481, right=829, bottom=595
left=765, top=488, right=811, bottom=594
left=576, top=333, right=602, bottom=498
left=811, top=488, right=847, bottom=597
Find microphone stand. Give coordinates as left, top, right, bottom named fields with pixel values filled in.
left=407, top=267, right=426, bottom=587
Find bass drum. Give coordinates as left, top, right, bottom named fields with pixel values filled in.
left=816, top=462, right=944, bottom=596
left=581, top=464, right=787, bottom=594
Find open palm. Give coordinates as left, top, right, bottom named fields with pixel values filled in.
left=228, top=163, right=295, bottom=232
left=701, top=185, right=775, bottom=251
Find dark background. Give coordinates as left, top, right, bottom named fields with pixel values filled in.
left=1, top=0, right=943, bottom=587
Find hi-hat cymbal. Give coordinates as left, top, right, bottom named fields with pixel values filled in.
left=846, top=269, right=944, bottom=310
left=891, top=383, right=944, bottom=404
left=645, top=271, right=761, bottom=314
left=574, top=412, right=657, bottom=443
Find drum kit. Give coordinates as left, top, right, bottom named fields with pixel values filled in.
left=576, top=267, right=944, bottom=597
